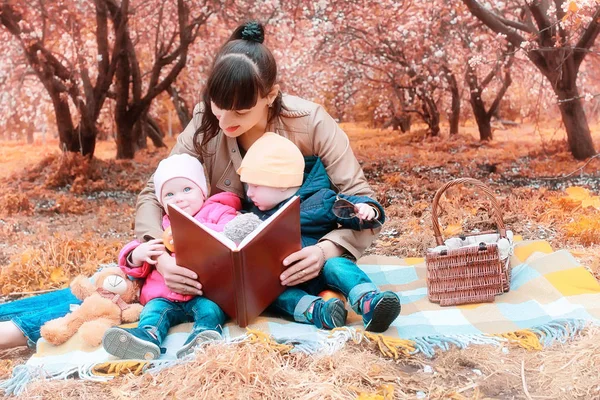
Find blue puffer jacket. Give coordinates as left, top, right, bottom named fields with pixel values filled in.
left=247, top=156, right=385, bottom=248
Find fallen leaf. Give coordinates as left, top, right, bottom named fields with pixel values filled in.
left=444, top=224, right=463, bottom=236
left=565, top=186, right=589, bottom=201
left=50, top=267, right=66, bottom=283
left=581, top=197, right=600, bottom=210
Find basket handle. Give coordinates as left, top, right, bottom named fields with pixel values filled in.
left=431, top=178, right=506, bottom=246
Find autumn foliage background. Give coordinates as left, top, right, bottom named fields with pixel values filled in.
left=1, top=0, right=600, bottom=398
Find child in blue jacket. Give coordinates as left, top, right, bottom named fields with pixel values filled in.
left=237, top=132, right=401, bottom=333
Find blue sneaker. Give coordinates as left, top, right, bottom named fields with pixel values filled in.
left=176, top=329, right=222, bottom=359
left=103, top=327, right=162, bottom=360
left=307, top=298, right=348, bottom=330
left=361, top=291, right=401, bottom=333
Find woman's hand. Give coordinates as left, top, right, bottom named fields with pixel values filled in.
left=155, top=252, right=203, bottom=296
left=281, top=241, right=343, bottom=286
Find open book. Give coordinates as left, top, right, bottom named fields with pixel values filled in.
left=167, top=196, right=301, bottom=327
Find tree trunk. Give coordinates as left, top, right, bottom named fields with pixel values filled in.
left=391, top=114, right=411, bottom=133
left=82, top=134, right=96, bottom=156
left=135, top=121, right=147, bottom=151
left=389, top=114, right=411, bottom=132
left=466, top=66, right=495, bottom=141
left=449, top=84, right=460, bottom=135
left=546, top=66, right=597, bottom=159
left=50, top=95, right=74, bottom=151
left=116, top=118, right=135, bottom=159
left=74, top=124, right=98, bottom=156
left=428, top=105, right=440, bottom=136
left=418, top=95, right=440, bottom=136
left=116, top=112, right=166, bottom=158
left=50, top=94, right=95, bottom=155
left=468, top=83, right=493, bottom=141
left=166, top=85, right=191, bottom=127
left=555, top=87, right=596, bottom=160
left=114, top=28, right=133, bottom=160
left=134, top=113, right=147, bottom=151
left=472, top=101, right=492, bottom=141
left=400, top=115, right=411, bottom=132
left=146, top=115, right=167, bottom=148
left=444, top=67, right=460, bottom=135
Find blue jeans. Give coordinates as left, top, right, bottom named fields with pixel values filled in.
left=0, top=288, right=80, bottom=347
left=139, top=296, right=227, bottom=344
left=270, top=257, right=377, bottom=323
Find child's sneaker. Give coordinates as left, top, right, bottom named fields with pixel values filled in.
left=103, top=327, right=162, bottom=360
left=361, top=291, right=401, bottom=333
left=306, top=298, right=348, bottom=330
left=176, top=329, right=222, bottom=359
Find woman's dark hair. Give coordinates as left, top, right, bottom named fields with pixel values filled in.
left=195, top=21, right=284, bottom=158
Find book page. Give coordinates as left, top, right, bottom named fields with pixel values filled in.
left=238, top=196, right=299, bottom=249
left=168, top=204, right=238, bottom=251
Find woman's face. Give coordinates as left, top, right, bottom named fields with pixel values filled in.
left=211, top=96, right=269, bottom=138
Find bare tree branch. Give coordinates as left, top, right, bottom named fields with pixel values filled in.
left=529, top=1, right=555, bottom=47
left=574, top=6, right=600, bottom=68
left=461, top=0, right=527, bottom=46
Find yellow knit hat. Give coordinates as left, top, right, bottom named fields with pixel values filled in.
left=237, top=132, right=304, bottom=188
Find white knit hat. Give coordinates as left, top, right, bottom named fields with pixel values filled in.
left=153, top=154, right=208, bottom=202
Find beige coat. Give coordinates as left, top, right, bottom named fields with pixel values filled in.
left=135, top=94, right=378, bottom=259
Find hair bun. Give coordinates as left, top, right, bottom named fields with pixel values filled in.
left=236, top=21, right=264, bottom=44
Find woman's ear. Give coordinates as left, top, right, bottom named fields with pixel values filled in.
left=267, top=84, right=280, bottom=105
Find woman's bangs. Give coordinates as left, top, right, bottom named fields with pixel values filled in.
left=208, top=57, right=263, bottom=111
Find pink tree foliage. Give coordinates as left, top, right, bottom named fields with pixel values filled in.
left=108, top=0, right=216, bottom=159
left=460, top=0, right=599, bottom=159
left=0, top=0, right=216, bottom=158
left=298, top=0, right=472, bottom=135
left=0, top=0, right=119, bottom=155
left=0, top=33, right=54, bottom=142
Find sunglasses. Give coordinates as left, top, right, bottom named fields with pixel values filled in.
left=332, top=196, right=382, bottom=231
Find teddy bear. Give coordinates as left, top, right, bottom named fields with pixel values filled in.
left=40, top=266, right=143, bottom=347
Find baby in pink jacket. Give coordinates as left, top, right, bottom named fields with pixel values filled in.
left=102, top=154, right=241, bottom=361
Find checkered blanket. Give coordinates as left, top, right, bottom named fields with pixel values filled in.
left=3, top=240, right=600, bottom=395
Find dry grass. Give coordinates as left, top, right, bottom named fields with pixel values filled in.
left=13, top=327, right=600, bottom=399
left=0, top=233, right=123, bottom=295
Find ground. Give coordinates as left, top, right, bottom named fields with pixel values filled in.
left=0, top=122, right=599, bottom=399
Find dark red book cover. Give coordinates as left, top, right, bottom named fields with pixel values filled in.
left=168, top=196, right=301, bottom=327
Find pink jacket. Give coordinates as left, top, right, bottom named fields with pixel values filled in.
left=119, top=192, right=241, bottom=305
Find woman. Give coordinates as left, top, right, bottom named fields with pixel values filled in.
left=135, top=21, right=379, bottom=297
left=0, top=21, right=380, bottom=349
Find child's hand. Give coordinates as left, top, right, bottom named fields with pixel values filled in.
left=131, top=239, right=165, bottom=266
left=355, top=203, right=376, bottom=221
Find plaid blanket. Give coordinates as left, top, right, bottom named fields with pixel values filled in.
left=3, top=240, right=600, bottom=395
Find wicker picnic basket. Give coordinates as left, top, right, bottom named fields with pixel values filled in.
left=426, top=178, right=511, bottom=306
